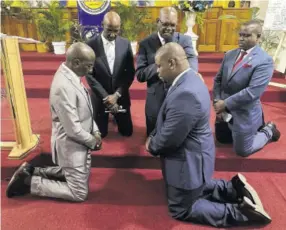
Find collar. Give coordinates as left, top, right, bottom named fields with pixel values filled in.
left=171, top=68, right=190, bottom=87
left=62, top=63, right=81, bottom=85
left=157, top=32, right=165, bottom=45
left=101, top=33, right=115, bottom=46
left=241, top=46, right=256, bottom=55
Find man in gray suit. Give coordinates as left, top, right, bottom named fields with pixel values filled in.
left=146, top=43, right=271, bottom=227
left=136, top=6, right=198, bottom=136
left=6, top=43, right=101, bottom=202
left=213, top=20, right=280, bottom=157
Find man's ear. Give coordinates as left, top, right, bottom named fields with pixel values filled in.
left=156, top=18, right=160, bottom=24
left=169, top=58, right=175, bottom=69
left=72, top=58, right=80, bottom=67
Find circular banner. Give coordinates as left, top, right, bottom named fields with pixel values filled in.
left=77, top=0, right=111, bottom=15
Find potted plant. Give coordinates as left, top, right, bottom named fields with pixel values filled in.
left=176, top=0, right=214, bottom=55
left=114, top=1, right=156, bottom=55
left=35, top=1, right=72, bottom=54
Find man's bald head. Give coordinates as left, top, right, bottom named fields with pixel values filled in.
left=102, top=11, right=121, bottom=41
left=156, top=42, right=187, bottom=62
left=103, top=11, right=121, bottom=26
left=159, top=7, right=178, bottom=19
left=66, top=42, right=95, bottom=62
left=239, top=19, right=263, bottom=50
left=157, top=7, right=178, bottom=42
left=65, top=42, right=95, bottom=77
left=155, top=42, right=189, bottom=84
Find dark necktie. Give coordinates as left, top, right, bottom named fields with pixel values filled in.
left=232, top=51, right=247, bottom=71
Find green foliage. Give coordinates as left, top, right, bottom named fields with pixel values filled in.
left=35, top=1, right=72, bottom=42
left=114, top=1, right=156, bottom=41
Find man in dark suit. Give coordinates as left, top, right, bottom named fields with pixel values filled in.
left=86, top=11, right=135, bottom=138
left=146, top=43, right=271, bottom=227
left=136, top=6, right=198, bottom=136
left=213, top=20, right=280, bottom=157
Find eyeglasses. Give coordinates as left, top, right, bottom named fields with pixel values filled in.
left=238, top=33, right=252, bottom=38
left=158, top=19, right=176, bottom=28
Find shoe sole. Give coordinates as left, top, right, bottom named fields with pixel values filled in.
left=6, top=162, right=29, bottom=198
left=238, top=173, right=264, bottom=208
left=244, top=197, right=271, bottom=222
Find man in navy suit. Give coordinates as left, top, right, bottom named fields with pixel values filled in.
left=86, top=12, right=135, bottom=138
left=213, top=20, right=280, bottom=157
left=136, top=6, right=198, bottom=136
left=146, top=43, right=271, bottom=227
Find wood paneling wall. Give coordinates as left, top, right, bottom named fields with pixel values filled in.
left=1, top=6, right=251, bottom=52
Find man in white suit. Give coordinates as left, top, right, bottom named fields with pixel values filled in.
left=6, top=42, right=101, bottom=202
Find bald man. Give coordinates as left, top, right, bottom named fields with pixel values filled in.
left=6, top=42, right=101, bottom=202
left=146, top=43, right=271, bottom=227
left=213, top=20, right=280, bottom=157
left=86, top=11, right=135, bottom=138
left=136, top=7, right=198, bottom=136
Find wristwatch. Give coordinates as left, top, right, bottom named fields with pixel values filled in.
left=115, top=91, right=121, bottom=98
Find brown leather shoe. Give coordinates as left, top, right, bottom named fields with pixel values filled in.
left=232, top=173, right=263, bottom=208
left=239, top=197, right=271, bottom=224
left=266, top=122, right=280, bottom=141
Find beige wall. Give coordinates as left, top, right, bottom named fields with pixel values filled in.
left=251, top=0, right=286, bottom=74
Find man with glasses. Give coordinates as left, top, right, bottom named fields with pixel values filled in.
left=86, top=11, right=135, bottom=138
left=213, top=19, right=280, bottom=157
left=136, top=7, right=198, bottom=136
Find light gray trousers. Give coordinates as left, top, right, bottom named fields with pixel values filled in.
left=30, top=153, right=91, bottom=202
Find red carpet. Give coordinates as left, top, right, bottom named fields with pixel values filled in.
left=2, top=170, right=286, bottom=230
left=1, top=52, right=286, bottom=229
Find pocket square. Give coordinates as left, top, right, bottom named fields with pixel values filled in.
left=243, top=63, right=252, bottom=68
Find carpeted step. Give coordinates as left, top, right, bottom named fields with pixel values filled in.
left=1, top=75, right=285, bottom=102
left=18, top=61, right=286, bottom=80
left=2, top=99, right=285, bottom=172
left=1, top=169, right=286, bottom=230
left=20, top=51, right=224, bottom=63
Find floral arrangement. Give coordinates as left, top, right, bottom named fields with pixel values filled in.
left=177, top=0, right=214, bottom=12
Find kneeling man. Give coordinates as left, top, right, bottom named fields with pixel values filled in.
left=146, top=43, right=271, bottom=227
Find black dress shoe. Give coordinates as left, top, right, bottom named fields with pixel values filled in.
left=239, top=197, right=271, bottom=224
left=232, top=173, right=263, bottom=208
left=265, top=122, right=280, bottom=141
left=6, top=162, right=31, bottom=198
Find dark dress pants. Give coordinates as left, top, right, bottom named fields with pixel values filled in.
left=166, top=179, right=249, bottom=227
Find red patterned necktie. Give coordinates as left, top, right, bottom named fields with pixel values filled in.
left=232, top=51, right=247, bottom=71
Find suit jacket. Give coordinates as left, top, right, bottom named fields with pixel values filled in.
left=49, top=64, right=98, bottom=168
left=213, top=46, right=274, bottom=132
left=86, top=35, right=135, bottom=107
left=135, top=32, right=198, bottom=118
left=148, top=69, right=215, bottom=190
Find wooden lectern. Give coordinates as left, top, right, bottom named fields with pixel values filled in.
left=1, top=37, right=40, bottom=159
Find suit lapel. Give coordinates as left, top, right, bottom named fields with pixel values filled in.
left=226, top=49, right=240, bottom=82
left=152, top=33, right=162, bottom=50
left=98, top=36, right=112, bottom=76
left=61, top=65, right=93, bottom=113
left=228, top=46, right=258, bottom=82
left=113, top=37, right=121, bottom=77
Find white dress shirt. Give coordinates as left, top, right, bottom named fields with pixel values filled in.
left=158, top=32, right=165, bottom=45
left=101, top=33, right=115, bottom=74
left=236, top=46, right=256, bottom=62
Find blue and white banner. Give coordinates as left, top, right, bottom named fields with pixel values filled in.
left=77, top=0, right=111, bottom=40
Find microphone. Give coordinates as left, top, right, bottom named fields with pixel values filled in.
left=105, top=105, right=126, bottom=113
